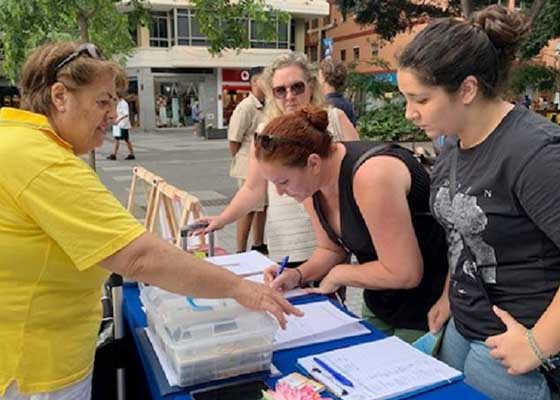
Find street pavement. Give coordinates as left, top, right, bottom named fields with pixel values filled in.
left=93, top=128, right=366, bottom=316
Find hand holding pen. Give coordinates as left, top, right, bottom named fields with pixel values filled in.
left=264, top=256, right=300, bottom=292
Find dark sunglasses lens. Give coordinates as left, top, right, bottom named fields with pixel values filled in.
left=272, top=86, right=287, bottom=99
left=292, top=82, right=306, bottom=95
left=261, top=135, right=273, bottom=150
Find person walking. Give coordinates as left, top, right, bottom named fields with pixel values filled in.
left=107, top=92, right=135, bottom=160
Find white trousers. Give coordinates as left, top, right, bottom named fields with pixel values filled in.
left=1, top=374, right=92, bottom=400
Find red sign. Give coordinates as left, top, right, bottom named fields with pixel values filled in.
left=222, top=69, right=251, bottom=82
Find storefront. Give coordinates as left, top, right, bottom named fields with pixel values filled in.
left=220, top=68, right=252, bottom=126
left=131, top=67, right=217, bottom=131
left=153, top=76, right=201, bottom=128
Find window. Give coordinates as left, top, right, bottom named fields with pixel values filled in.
left=340, top=49, right=346, bottom=61
left=250, top=17, right=291, bottom=49
left=177, top=9, right=190, bottom=46
left=309, top=46, right=318, bottom=62
left=129, top=25, right=138, bottom=46
left=150, top=12, right=170, bottom=47
left=323, top=15, right=330, bottom=26
left=290, top=19, right=296, bottom=50
left=353, top=47, right=360, bottom=61
left=371, top=43, right=379, bottom=57
left=190, top=11, right=208, bottom=46
left=311, top=18, right=319, bottom=29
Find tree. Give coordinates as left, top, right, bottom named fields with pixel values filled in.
left=510, top=63, right=559, bottom=95
left=335, top=0, right=554, bottom=57
left=191, top=0, right=289, bottom=55
left=520, top=0, right=560, bottom=59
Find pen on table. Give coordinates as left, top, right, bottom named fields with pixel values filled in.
left=313, top=357, right=354, bottom=388
left=276, top=255, right=290, bottom=277
left=309, top=367, right=348, bottom=398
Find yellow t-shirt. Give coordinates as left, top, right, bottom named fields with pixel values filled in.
left=0, top=108, right=146, bottom=394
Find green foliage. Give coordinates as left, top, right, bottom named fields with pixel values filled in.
left=190, top=0, right=289, bottom=55
left=520, top=0, right=560, bottom=60
left=335, top=0, right=555, bottom=60
left=358, top=103, right=427, bottom=142
left=510, top=63, right=560, bottom=94
left=0, top=0, right=148, bottom=83
left=345, top=70, right=396, bottom=116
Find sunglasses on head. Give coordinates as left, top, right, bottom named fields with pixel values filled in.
left=254, top=132, right=304, bottom=152
left=54, top=43, right=105, bottom=73
left=271, top=81, right=306, bottom=99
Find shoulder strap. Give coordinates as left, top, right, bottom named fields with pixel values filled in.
left=312, top=193, right=350, bottom=253
left=351, top=144, right=390, bottom=178
left=353, top=144, right=432, bottom=217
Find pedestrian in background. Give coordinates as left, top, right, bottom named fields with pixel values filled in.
left=318, top=59, right=357, bottom=127
left=107, top=92, right=135, bottom=160
left=227, top=67, right=268, bottom=254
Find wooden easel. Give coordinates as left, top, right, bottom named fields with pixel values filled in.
left=126, top=166, right=164, bottom=229
left=150, top=181, right=207, bottom=249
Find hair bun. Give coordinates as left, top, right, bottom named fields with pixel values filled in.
left=471, top=5, right=527, bottom=50
left=300, top=106, right=329, bottom=132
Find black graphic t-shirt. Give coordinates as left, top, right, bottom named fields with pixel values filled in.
left=431, top=106, right=560, bottom=340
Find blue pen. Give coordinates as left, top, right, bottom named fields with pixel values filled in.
left=313, top=357, right=354, bottom=388
left=277, top=255, right=290, bottom=276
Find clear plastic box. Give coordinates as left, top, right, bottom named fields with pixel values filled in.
left=140, top=286, right=278, bottom=387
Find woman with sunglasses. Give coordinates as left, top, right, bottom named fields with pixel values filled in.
left=0, top=41, right=301, bottom=400
left=257, top=106, right=448, bottom=343
left=397, top=5, right=560, bottom=399
left=197, top=52, right=358, bottom=269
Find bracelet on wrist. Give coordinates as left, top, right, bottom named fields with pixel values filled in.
left=294, top=268, right=304, bottom=287
left=526, top=328, right=556, bottom=370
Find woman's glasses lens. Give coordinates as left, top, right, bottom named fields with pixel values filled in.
left=272, top=81, right=306, bottom=99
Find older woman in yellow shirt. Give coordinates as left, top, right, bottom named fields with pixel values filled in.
left=0, top=41, right=301, bottom=400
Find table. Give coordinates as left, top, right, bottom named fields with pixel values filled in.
left=122, top=284, right=488, bottom=400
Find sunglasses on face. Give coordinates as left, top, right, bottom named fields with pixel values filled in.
left=254, top=132, right=304, bottom=152
left=54, top=43, right=105, bottom=73
left=271, top=81, right=306, bottom=99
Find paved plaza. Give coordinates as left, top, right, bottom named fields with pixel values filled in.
left=93, top=128, right=365, bottom=315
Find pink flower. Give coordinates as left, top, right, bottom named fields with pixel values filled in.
left=262, top=382, right=327, bottom=400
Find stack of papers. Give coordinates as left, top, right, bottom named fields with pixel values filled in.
left=274, top=301, right=369, bottom=351
left=206, top=251, right=275, bottom=276
left=298, top=336, right=463, bottom=400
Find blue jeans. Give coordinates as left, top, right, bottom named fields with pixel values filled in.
left=440, top=318, right=551, bottom=400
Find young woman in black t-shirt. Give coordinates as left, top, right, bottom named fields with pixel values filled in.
left=397, top=4, right=560, bottom=399
left=256, top=106, right=448, bottom=343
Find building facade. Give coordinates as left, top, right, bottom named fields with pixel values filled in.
left=124, top=0, right=329, bottom=132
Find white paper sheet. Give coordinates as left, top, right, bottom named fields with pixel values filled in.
left=274, top=301, right=369, bottom=351
left=298, top=336, right=462, bottom=400
left=206, top=250, right=275, bottom=276
left=246, top=274, right=307, bottom=299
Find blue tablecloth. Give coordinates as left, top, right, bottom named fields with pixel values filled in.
left=123, top=284, right=488, bottom=400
